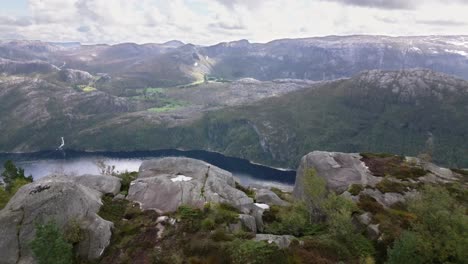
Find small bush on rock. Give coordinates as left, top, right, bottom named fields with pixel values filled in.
left=30, top=222, right=73, bottom=264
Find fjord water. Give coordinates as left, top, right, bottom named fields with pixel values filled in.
left=0, top=149, right=296, bottom=189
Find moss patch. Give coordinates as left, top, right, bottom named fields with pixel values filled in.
left=348, top=184, right=364, bottom=196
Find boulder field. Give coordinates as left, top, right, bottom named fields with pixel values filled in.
left=1, top=152, right=463, bottom=263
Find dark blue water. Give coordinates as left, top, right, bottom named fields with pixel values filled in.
left=0, top=149, right=296, bottom=189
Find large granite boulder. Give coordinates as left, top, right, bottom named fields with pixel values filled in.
left=127, top=157, right=254, bottom=214
left=255, top=189, right=289, bottom=206
left=0, top=175, right=120, bottom=264
left=293, top=151, right=380, bottom=197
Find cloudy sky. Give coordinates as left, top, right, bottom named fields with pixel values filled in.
left=0, top=0, right=467, bottom=45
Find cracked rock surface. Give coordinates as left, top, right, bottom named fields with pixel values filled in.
left=0, top=174, right=120, bottom=264
left=127, top=157, right=254, bottom=214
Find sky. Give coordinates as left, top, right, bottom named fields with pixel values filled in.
left=0, top=0, right=467, bottom=45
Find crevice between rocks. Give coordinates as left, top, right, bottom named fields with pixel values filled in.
left=200, top=166, right=211, bottom=201
left=15, top=206, right=25, bottom=264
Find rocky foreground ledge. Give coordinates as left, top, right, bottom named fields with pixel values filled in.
left=0, top=157, right=290, bottom=263
left=0, top=153, right=465, bottom=263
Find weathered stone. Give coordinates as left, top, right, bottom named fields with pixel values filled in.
left=366, top=224, right=380, bottom=240
left=360, top=188, right=406, bottom=208
left=239, top=214, right=257, bottom=233
left=113, top=194, right=126, bottom=201
left=255, top=189, right=289, bottom=206
left=254, top=234, right=296, bottom=249
left=0, top=175, right=118, bottom=263
left=251, top=205, right=266, bottom=232
left=42, top=174, right=121, bottom=195
left=127, top=157, right=253, bottom=214
left=294, top=151, right=380, bottom=197
left=357, top=212, right=372, bottom=226
left=228, top=222, right=243, bottom=233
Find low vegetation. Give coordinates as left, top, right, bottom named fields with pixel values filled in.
left=30, top=222, right=74, bottom=264
left=147, top=98, right=187, bottom=113
left=360, top=153, right=427, bottom=180
left=17, top=161, right=467, bottom=264
left=0, top=160, right=33, bottom=209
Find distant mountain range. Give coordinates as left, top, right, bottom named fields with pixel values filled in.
left=2, top=35, right=468, bottom=87
left=1, top=35, right=467, bottom=168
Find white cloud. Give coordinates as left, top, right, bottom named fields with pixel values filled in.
left=0, top=0, right=467, bottom=45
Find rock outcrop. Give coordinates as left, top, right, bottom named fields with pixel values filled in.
left=127, top=157, right=254, bottom=214
left=59, top=68, right=93, bottom=84
left=255, top=189, right=289, bottom=207
left=293, top=151, right=380, bottom=197
left=254, top=234, right=296, bottom=249
left=0, top=174, right=120, bottom=264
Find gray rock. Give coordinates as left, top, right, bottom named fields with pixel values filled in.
left=228, top=222, right=243, bottom=233
left=251, top=205, right=265, bottom=232
left=340, top=191, right=360, bottom=203
left=0, top=175, right=117, bottom=263
left=113, top=194, right=126, bottom=201
left=357, top=212, right=372, bottom=226
left=367, top=224, right=380, bottom=240
left=239, top=214, right=257, bottom=233
left=255, top=189, right=289, bottom=206
left=127, top=157, right=253, bottom=214
left=294, top=151, right=379, bottom=197
left=360, top=188, right=406, bottom=208
left=254, top=234, right=296, bottom=249
left=42, top=174, right=121, bottom=195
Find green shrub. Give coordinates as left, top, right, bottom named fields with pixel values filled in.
left=212, top=203, right=239, bottom=224
left=391, top=166, right=427, bottom=180
left=0, top=160, right=33, bottom=210
left=176, top=205, right=204, bottom=232
left=387, top=232, right=424, bottom=264
left=1, top=160, right=33, bottom=191
left=98, top=194, right=128, bottom=223
left=235, top=182, right=255, bottom=198
left=63, top=219, right=84, bottom=244
left=348, top=184, right=364, bottom=196
left=117, top=171, right=138, bottom=193
left=210, top=228, right=234, bottom=242
left=375, top=178, right=407, bottom=194
left=30, top=222, right=73, bottom=264
left=264, top=202, right=323, bottom=237
left=227, top=239, right=287, bottom=264
left=201, top=218, right=215, bottom=231
left=0, top=178, right=31, bottom=209
left=360, top=153, right=396, bottom=159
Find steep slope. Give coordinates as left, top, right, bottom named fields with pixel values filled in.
left=0, top=75, right=135, bottom=151
left=189, top=69, right=468, bottom=167
left=35, top=69, right=468, bottom=169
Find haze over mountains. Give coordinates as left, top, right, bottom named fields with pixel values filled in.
left=1, top=35, right=468, bottom=167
